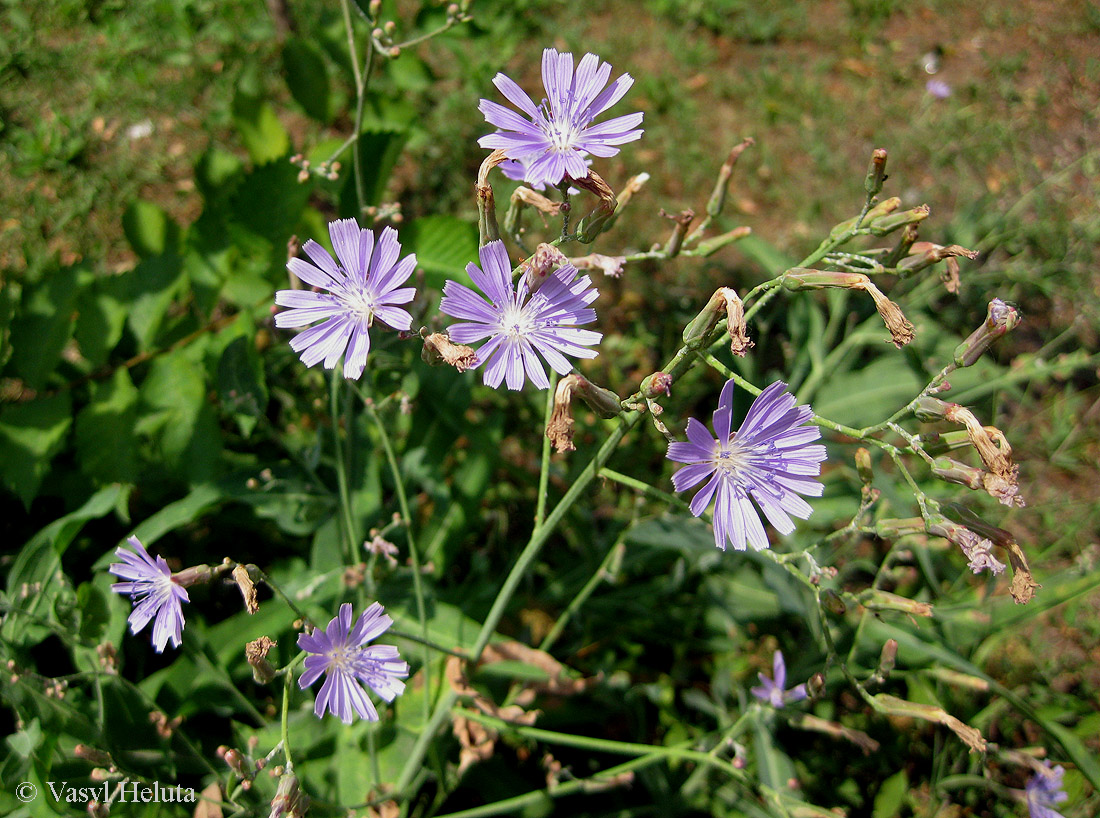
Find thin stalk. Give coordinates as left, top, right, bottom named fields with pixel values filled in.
left=535, top=371, right=558, bottom=527
left=329, top=371, right=359, bottom=564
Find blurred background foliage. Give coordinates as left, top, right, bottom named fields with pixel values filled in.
left=1, top=0, right=1098, bottom=816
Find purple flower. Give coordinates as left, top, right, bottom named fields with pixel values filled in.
left=1027, top=762, right=1069, bottom=818
left=275, top=220, right=416, bottom=380
left=667, top=380, right=827, bottom=551
left=925, top=79, right=951, bottom=99
left=499, top=155, right=590, bottom=193
left=750, top=651, right=808, bottom=708
left=109, top=536, right=189, bottom=653
left=478, top=48, right=644, bottom=188
left=439, top=239, right=601, bottom=390
left=298, top=602, right=408, bottom=724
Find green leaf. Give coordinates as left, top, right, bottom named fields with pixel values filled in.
left=753, top=714, right=795, bottom=791
left=74, top=368, right=139, bottom=485
left=735, top=233, right=796, bottom=274
left=340, top=128, right=408, bottom=211
left=283, top=37, right=331, bottom=123
left=123, top=255, right=186, bottom=351
left=872, top=769, right=908, bottom=818
left=813, top=354, right=922, bottom=427
left=8, top=265, right=81, bottom=390
left=74, top=275, right=129, bottom=368
left=402, top=215, right=479, bottom=289
left=229, top=159, right=312, bottom=247
left=232, top=67, right=290, bottom=165
left=217, top=335, right=268, bottom=437
left=0, top=392, right=72, bottom=506
left=121, top=200, right=180, bottom=257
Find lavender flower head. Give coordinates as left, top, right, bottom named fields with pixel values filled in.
left=109, top=536, right=189, bottom=653
left=1027, top=762, right=1069, bottom=818
left=667, top=380, right=827, bottom=551
left=298, top=602, right=408, bottom=724
left=750, top=651, right=808, bottom=708
left=925, top=79, right=952, bottom=99
left=439, top=239, right=601, bottom=390
left=275, top=219, right=416, bottom=380
left=479, top=48, right=644, bottom=188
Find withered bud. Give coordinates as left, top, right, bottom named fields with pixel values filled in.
left=421, top=332, right=478, bottom=373
left=953, top=298, right=1021, bottom=367
left=931, top=456, right=985, bottom=490
left=269, top=772, right=308, bottom=818
left=898, top=242, right=978, bottom=276
left=721, top=287, right=753, bottom=356
left=233, top=564, right=259, bottom=614
left=821, top=589, right=847, bottom=615
left=693, top=225, right=752, bottom=256
left=927, top=515, right=1006, bottom=576
left=246, top=636, right=278, bottom=685
left=366, top=534, right=399, bottom=567
left=913, top=395, right=952, bottom=421
left=869, top=204, right=929, bottom=236
left=878, top=639, right=898, bottom=677
left=523, top=243, right=569, bottom=293
left=570, top=252, right=626, bottom=278
left=943, top=503, right=1037, bottom=603
left=174, top=563, right=213, bottom=588
left=859, top=588, right=933, bottom=617
left=784, top=270, right=913, bottom=347
left=617, top=172, right=650, bottom=210
left=571, top=169, right=618, bottom=243
left=546, top=375, right=581, bottom=453
left=682, top=288, right=726, bottom=345
left=807, top=672, right=826, bottom=700
left=642, top=372, right=673, bottom=398
left=855, top=447, right=874, bottom=485
left=864, top=148, right=888, bottom=195
left=477, top=148, right=507, bottom=190
left=707, top=137, right=755, bottom=217
left=937, top=403, right=1024, bottom=506
left=74, top=745, right=113, bottom=766
left=660, top=208, right=695, bottom=258
left=87, top=802, right=110, bottom=818
left=511, top=185, right=562, bottom=216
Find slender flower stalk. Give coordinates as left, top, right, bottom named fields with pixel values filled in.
left=667, top=380, right=827, bottom=551
left=298, top=603, right=408, bottom=724
left=109, top=536, right=189, bottom=653
left=275, top=219, right=416, bottom=380
left=479, top=48, right=643, bottom=188
left=440, top=239, right=602, bottom=390
left=750, top=651, right=808, bottom=707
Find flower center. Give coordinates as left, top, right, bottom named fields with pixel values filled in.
left=338, top=275, right=376, bottom=326
left=327, top=644, right=359, bottom=674
left=713, top=439, right=751, bottom=476
left=500, top=302, right=534, bottom=339
left=538, top=99, right=587, bottom=154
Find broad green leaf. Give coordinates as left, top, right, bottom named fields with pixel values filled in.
left=232, top=68, right=290, bottom=165
left=75, top=368, right=139, bottom=485
left=283, top=37, right=331, bottom=123
left=217, top=335, right=268, bottom=437
left=229, top=159, right=312, bottom=248
left=813, top=354, right=923, bottom=428
left=121, top=200, right=180, bottom=257
left=753, top=714, right=795, bottom=791
left=340, top=128, right=408, bottom=211
left=402, top=215, right=479, bottom=289
left=8, top=265, right=81, bottom=390
left=123, top=254, right=185, bottom=351
left=74, top=274, right=129, bottom=368
left=0, top=392, right=72, bottom=506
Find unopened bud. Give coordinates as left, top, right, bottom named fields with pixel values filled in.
left=953, top=298, right=1020, bottom=367
left=931, top=456, right=985, bottom=490
left=233, top=563, right=259, bottom=614
left=897, top=242, right=978, bottom=275
left=174, top=563, right=213, bottom=588
left=864, top=195, right=900, bottom=222
left=88, top=802, right=110, bottom=818
left=368, top=0, right=382, bottom=16
left=859, top=588, right=933, bottom=617
left=246, top=636, right=278, bottom=685
left=874, top=517, right=925, bottom=538
left=660, top=208, right=695, bottom=258
left=575, top=377, right=623, bottom=419
left=642, top=372, right=673, bottom=398
left=913, top=396, right=953, bottom=421
left=707, top=138, right=755, bottom=217
left=223, top=748, right=252, bottom=780
left=807, top=672, right=826, bottom=699
left=878, top=639, right=898, bottom=677
left=74, top=745, right=112, bottom=766
left=855, top=447, right=873, bottom=485
left=821, top=588, right=847, bottom=615
left=693, top=225, right=752, bottom=256
left=682, top=289, right=726, bottom=345
left=421, top=332, right=478, bottom=373
left=864, top=148, right=888, bottom=196
left=869, top=204, right=929, bottom=236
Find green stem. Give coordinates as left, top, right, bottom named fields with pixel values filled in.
left=538, top=536, right=623, bottom=653
left=329, top=371, right=359, bottom=564
left=535, top=371, right=558, bottom=527
left=281, top=668, right=293, bottom=770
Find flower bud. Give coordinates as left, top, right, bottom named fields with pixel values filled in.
left=807, top=672, right=826, bottom=700
left=931, top=456, right=985, bottom=490
left=863, top=195, right=901, bottom=222
left=877, top=639, right=898, bottom=677
left=864, top=148, right=888, bottom=196
left=953, top=298, right=1020, bottom=367
left=693, top=225, right=752, bottom=256
left=868, top=204, right=929, bottom=236
left=642, top=372, right=672, bottom=398
left=575, top=377, right=623, bottom=419
left=722, top=288, right=753, bottom=357
left=784, top=270, right=913, bottom=347
left=897, top=242, right=978, bottom=275
left=855, top=447, right=873, bottom=485
left=523, top=243, right=568, bottom=293
left=874, top=517, right=925, bottom=538
left=682, top=289, right=726, bottom=345
left=706, top=138, right=754, bottom=218
left=660, top=208, right=695, bottom=258
left=421, top=332, right=478, bottom=373
left=173, top=563, right=213, bottom=588
left=858, top=588, right=933, bottom=617
left=74, top=745, right=113, bottom=766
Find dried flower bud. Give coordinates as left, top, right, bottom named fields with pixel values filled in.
left=523, top=243, right=569, bottom=293
left=722, top=287, right=753, bottom=356
left=707, top=138, right=755, bottom=217
left=807, top=672, right=826, bottom=700
left=547, top=375, right=582, bottom=453
left=569, top=252, right=626, bottom=278
left=953, top=298, right=1021, bottom=367
left=821, top=589, right=847, bottom=615
left=897, top=242, right=978, bottom=275
left=571, top=169, right=618, bottom=243
left=865, top=148, right=888, bottom=196
left=642, top=372, right=673, bottom=398
left=874, top=517, right=926, bottom=538
left=941, top=503, right=1037, bottom=603
left=927, top=515, right=1006, bottom=576
left=660, top=208, right=695, bottom=258
left=476, top=149, right=508, bottom=244
left=233, top=564, right=259, bottom=614
left=366, top=534, right=399, bottom=567
left=868, top=204, right=929, bottom=236
left=784, top=270, right=913, bottom=347
left=269, top=772, right=307, bottom=818
left=421, top=332, right=478, bottom=373
left=246, top=637, right=277, bottom=685
left=937, top=403, right=1024, bottom=507
left=174, top=563, right=213, bottom=588
left=693, top=225, right=752, bottom=256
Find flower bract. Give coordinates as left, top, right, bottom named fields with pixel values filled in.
left=109, top=536, right=189, bottom=653
left=298, top=602, right=408, bottom=724
left=667, top=379, right=827, bottom=551
left=275, top=220, right=416, bottom=380
left=440, top=239, right=601, bottom=390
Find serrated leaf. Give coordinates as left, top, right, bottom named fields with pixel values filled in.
left=75, top=368, right=139, bottom=485
left=8, top=265, right=81, bottom=390
left=283, top=37, right=331, bottom=123
left=0, top=392, right=72, bottom=506
left=402, top=215, right=478, bottom=289
left=217, top=335, right=268, bottom=437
